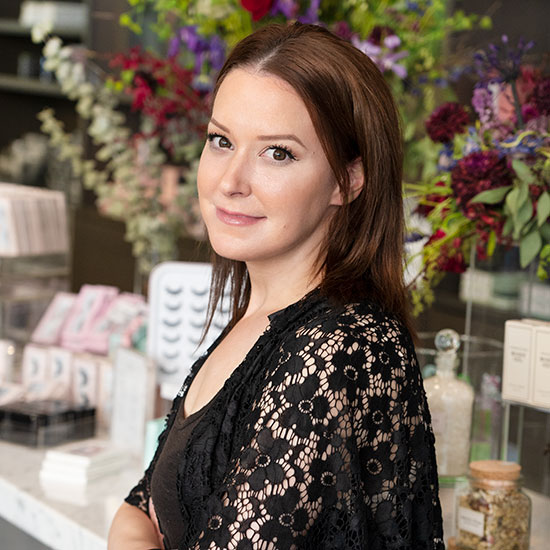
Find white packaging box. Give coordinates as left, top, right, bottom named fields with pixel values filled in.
left=48, top=346, right=73, bottom=400
left=502, top=320, right=533, bottom=403
left=72, top=353, right=98, bottom=408
left=110, top=347, right=156, bottom=458
left=530, top=323, right=550, bottom=409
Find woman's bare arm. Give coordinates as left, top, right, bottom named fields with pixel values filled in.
left=107, top=502, right=162, bottom=550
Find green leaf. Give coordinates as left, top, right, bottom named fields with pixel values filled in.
left=540, top=222, right=550, bottom=243
left=505, top=187, right=520, bottom=217
left=502, top=216, right=514, bottom=236
left=520, top=230, right=542, bottom=268
left=537, top=244, right=550, bottom=280
left=470, top=185, right=512, bottom=204
left=513, top=198, right=533, bottom=240
left=537, top=192, right=550, bottom=227
left=517, top=179, right=529, bottom=206
left=487, top=230, right=497, bottom=257
left=517, top=197, right=533, bottom=226
left=512, top=159, right=536, bottom=184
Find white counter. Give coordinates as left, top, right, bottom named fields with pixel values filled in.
left=0, top=439, right=549, bottom=550
left=0, top=440, right=143, bottom=550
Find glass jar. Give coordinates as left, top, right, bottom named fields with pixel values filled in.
left=423, top=329, right=474, bottom=477
left=456, top=460, right=531, bottom=550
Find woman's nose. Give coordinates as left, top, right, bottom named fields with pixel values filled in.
left=218, top=152, right=252, bottom=197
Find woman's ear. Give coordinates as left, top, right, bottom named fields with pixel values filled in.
left=330, top=158, right=364, bottom=206
left=347, top=158, right=364, bottom=201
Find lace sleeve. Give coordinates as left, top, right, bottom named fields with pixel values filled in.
left=185, top=311, right=444, bottom=550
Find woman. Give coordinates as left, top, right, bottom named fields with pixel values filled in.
left=109, top=22, right=444, bottom=550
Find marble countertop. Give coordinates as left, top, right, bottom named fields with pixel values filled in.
left=0, top=438, right=549, bottom=550
left=0, top=439, right=143, bottom=550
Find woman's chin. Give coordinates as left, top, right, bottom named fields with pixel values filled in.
left=208, top=238, right=256, bottom=263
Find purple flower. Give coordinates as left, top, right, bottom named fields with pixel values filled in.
left=383, top=34, right=401, bottom=49
left=298, top=0, right=320, bottom=24
left=437, top=143, right=457, bottom=172
left=332, top=21, right=354, bottom=41
left=474, top=35, right=535, bottom=83
left=472, top=85, right=494, bottom=125
left=168, top=25, right=227, bottom=86
left=498, top=132, right=545, bottom=156
left=352, top=36, right=381, bottom=58
left=167, top=36, right=181, bottom=59
left=464, top=127, right=482, bottom=155
left=270, top=0, right=298, bottom=18
left=352, top=35, right=408, bottom=79
left=208, top=35, right=226, bottom=71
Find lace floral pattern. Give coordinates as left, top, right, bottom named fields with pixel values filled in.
left=126, top=293, right=444, bottom=549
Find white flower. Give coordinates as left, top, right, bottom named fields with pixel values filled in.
left=31, top=21, right=53, bottom=43
left=44, top=36, right=62, bottom=58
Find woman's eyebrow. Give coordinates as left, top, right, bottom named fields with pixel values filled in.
left=257, top=134, right=306, bottom=147
left=209, top=118, right=306, bottom=148
left=210, top=118, right=230, bottom=133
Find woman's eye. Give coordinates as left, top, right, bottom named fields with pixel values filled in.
left=265, top=146, right=296, bottom=162
left=207, top=133, right=232, bottom=149
left=217, top=136, right=231, bottom=148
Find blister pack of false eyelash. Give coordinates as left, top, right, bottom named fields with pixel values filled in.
left=147, top=262, right=230, bottom=389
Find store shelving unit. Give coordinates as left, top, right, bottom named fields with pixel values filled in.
left=0, top=2, right=89, bottom=151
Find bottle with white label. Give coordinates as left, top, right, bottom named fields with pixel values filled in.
left=456, top=460, right=531, bottom=550
left=423, top=329, right=474, bottom=477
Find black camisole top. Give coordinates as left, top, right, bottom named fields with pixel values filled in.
left=150, top=399, right=212, bottom=549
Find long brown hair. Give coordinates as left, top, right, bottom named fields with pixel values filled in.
left=203, top=22, right=413, bottom=336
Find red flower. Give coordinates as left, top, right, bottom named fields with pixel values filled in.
left=415, top=181, right=449, bottom=217
left=425, top=102, right=470, bottom=143
left=451, top=150, right=515, bottom=219
left=531, top=78, right=550, bottom=116
left=240, top=0, right=273, bottom=21
left=425, top=230, right=467, bottom=273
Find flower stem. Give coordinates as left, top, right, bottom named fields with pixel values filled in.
left=510, top=79, right=524, bottom=129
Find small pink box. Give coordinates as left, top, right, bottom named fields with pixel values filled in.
left=31, top=292, right=77, bottom=346
left=61, top=285, right=118, bottom=352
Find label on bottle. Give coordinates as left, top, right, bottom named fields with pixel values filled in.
left=458, top=506, right=485, bottom=537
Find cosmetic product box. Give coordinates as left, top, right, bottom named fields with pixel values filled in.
left=0, top=399, right=95, bottom=447
left=502, top=318, right=550, bottom=409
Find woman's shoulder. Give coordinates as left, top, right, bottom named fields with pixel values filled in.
left=270, top=295, right=417, bottom=383
left=287, top=296, right=412, bottom=348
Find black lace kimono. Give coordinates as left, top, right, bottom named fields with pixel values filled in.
left=126, top=291, right=444, bottom=549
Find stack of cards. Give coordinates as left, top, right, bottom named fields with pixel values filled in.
left=40, top=438, right=127, bottom=486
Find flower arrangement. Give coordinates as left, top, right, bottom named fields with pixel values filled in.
left=36, top=0, right=490, bottom=277
left=408, top=36, right=550, bottom=313
left=124, top=0, right=491, bottom=176
left=37, top=38, right=208, bottom=274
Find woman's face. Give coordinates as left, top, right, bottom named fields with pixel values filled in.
left=197, top=68, right=342, bottom=270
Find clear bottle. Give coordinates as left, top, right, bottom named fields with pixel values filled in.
left=456, top=460, right=531, bottom=550
left=423, top=329, right=474, bottom=477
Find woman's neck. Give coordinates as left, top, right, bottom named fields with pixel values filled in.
left=244, top=259, right=322, bottom=319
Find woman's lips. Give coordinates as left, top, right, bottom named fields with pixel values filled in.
left=216, top=207, right=266, bottom=226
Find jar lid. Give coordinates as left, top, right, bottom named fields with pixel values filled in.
left=469, top=460, right=521, bottom=480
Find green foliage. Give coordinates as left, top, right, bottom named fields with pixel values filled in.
left=470, top=185, right=512, bottom=204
